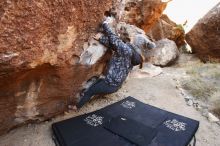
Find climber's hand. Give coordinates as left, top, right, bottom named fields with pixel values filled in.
left=103, top=16, right=114, bottom=24
left=93, top=33, right=103, bottom=40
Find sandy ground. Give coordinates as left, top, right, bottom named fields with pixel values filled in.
left=0, top=55, right=220, bottom=146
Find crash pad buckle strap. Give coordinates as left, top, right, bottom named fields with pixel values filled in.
left=188, top=136, right=196, bottom=146
left=193, top=136, right=196, bottom=146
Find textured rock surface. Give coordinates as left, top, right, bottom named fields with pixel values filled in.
left=122, top=0, right=168, bottom=32
left=0, top=0, right=169, bottom=135
left=122, top=1, right=185, bottom=48
left=0, top=0, right=115, bottom=135
left=147, top=14, right=186, bottom=48
left=145, top=39, right=179, bottom=66
left=186, top=3, right=220, bottom=62
left=116, top=22, right=146, bottom=41
left=115, top=22, right=179, bottom=66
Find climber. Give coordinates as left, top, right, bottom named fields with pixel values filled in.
left=75, top=17, right=156, bottom=109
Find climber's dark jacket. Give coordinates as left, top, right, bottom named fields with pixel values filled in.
left=99, top=23, right=142, bottom=87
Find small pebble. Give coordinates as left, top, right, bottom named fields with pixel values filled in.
left=208, top=113, right=219, bottom=122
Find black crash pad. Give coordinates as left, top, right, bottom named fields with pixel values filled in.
left=52, top=96, right=199, bottom=146
left=103, top=116, right=157, bottom=146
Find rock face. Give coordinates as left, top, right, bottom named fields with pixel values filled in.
left=122, top=1, right=185, bottom=48
left=116, top=22, right=147, bottom=41
left=186, top=3, right=220, bottom=62
left=0, top=0, right=168, bottom=135
left=122, top=0, right=168, bottom=32
left=147, top=15, right=186, bottom=48
left=145, top=39, right=179, bottom=66
left=115, top=23, right=179, bottom=66
left=0, top=0, right=115, bottom=135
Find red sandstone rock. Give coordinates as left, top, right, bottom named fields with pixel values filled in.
left=186, top=3, right=220, bottom=62
left=0, top=0, right=169, bottom=135
left=122, top=1, right=185, bottom=48
left=122, top=0, right=168, bottom=32
left=147, top=15, right=186, bottom=48
left=0, top=0, right=113, bottom=135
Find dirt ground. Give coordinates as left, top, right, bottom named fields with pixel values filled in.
left=0, top=55, right=220, bottom=146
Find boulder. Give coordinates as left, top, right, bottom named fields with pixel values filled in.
left=115, top=23, right=179, bottom=66
left=122, top=0, right=168, bottom=32
left=186, top=3, right=220, bottom=62
left=115, top=22, right=155, bottom=54
left=116, top=22, right=146, bottom=40
left=0, top=0, right=113, bottom=135
left=147, top=14, right=186, bottom=48
left=122, top=1, right=185, bottom=48
left=145, top=39, right=179, bottom=66
left=0, top=0, right=169, bottom=135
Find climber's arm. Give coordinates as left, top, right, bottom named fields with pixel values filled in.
left=99, top=35, right=110, bottom=48
left=102, top=22, right=130, bottom=55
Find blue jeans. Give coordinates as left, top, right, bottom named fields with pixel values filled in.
left=76, top=79, right=120, bottom=108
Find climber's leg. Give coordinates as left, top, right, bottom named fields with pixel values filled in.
left=76, top=79, right=119, bottom=108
